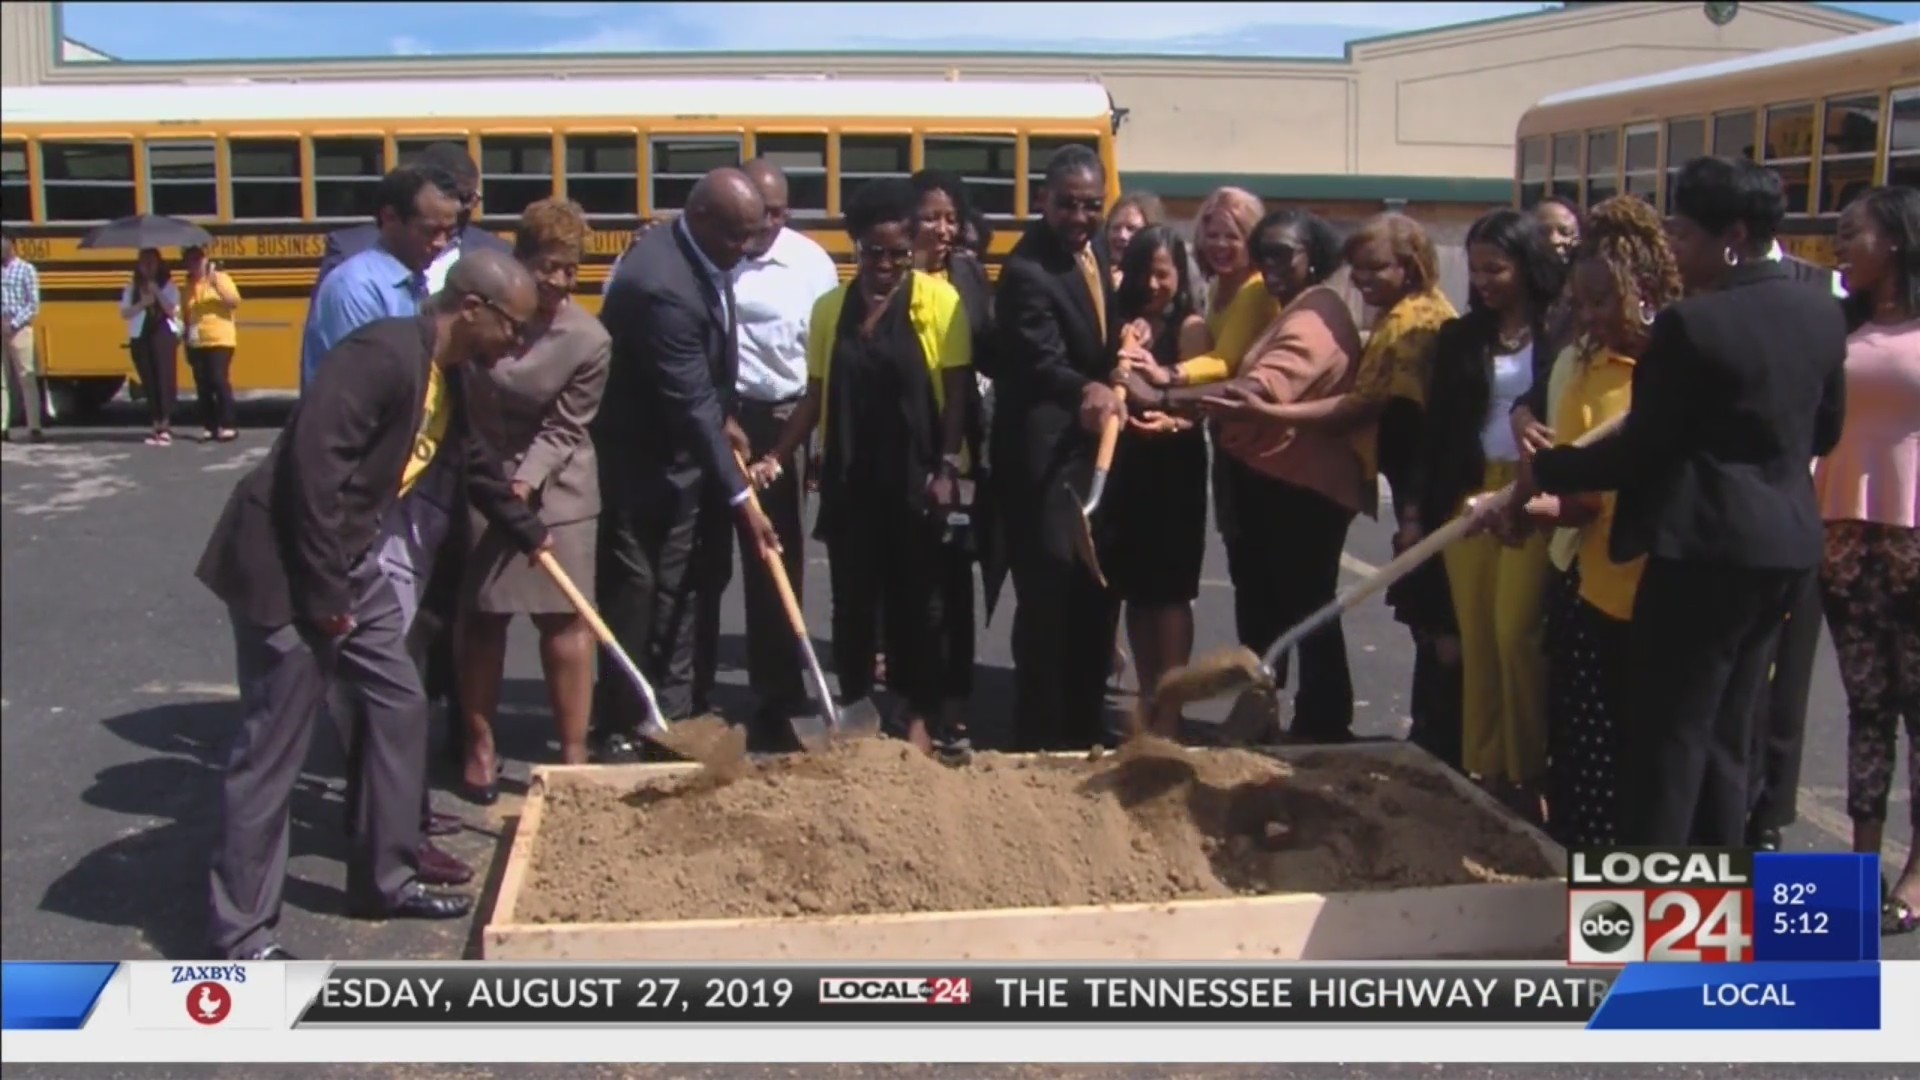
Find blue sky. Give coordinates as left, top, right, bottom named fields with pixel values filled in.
left=57, top=1, right=1920, bottom=61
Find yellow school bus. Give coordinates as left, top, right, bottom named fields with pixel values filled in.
left=0, top=76, right=1120, bottom=417
left=1513, top=21, right=1919, bottom=268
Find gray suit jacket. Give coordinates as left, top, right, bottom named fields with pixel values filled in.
left=466, top=301, right=611, bottom=526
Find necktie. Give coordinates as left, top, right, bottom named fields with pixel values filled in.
left=1078, top=247, right=1107, bottom=344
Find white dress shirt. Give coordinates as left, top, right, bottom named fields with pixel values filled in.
left=731, top=227, right=841, bottom=403
left=425, top=239, right=462, bottom=296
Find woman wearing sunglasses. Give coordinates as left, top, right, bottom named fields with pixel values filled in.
left=453, top=197, right=611, bottom=803
left=754, top=178, right=974, bottom=754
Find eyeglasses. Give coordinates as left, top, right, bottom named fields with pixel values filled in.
left=1051, top=194, right=1105, bottom=214
left=1252, top=242, right=1300, bottom=268
left=858, top=242, right=914, bottom=267
left=475, top=294, right=529, bottom=341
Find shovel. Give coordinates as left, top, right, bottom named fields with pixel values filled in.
left=536, top=550, right=744, bottom=768
left=1155, top=413, right=1628, bottom=740
left=1048, top=382, right=1128, bottom=588
left=732, top=452, right=884, bottom=752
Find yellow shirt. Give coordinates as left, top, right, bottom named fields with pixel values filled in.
left=806, top=270, right=972, bottom=449
left=399, top=362, right=452, bottom=498
left=1176, top=274, right=1280, bottom=386
left=1552, top=346, right=1641, bottom=620
left=1543, top=341, right=1585, bottom=574
left=182, top=271, right=240, bottom=349
left=1346, top=288, right=1456, bottom=481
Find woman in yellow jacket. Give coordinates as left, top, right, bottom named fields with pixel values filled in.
left=1518, top=195, right=1681, bottom=846
left=753, top=178, right=973, bottom=755
left=180, top=245, right=242, bottom=443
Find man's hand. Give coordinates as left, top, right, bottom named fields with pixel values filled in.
left=1115, top=367, right=1162, bottom=409
left=927, top=470, right=957, bottom=512
left=746, top=456, right=783, bottom=490
left=310, top=613, right=355, bottom=638
left=737, top=498, right=782, bottom=557
left=1510, top=404, right=1556, bottom=458
left=526, top=533, right=555, bottom=567
left=724, top=417, right=752, bottom=464
left=1078, top=381, right=1124, bottom=435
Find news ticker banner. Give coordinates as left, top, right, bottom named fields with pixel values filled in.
left=0, top=960, right=1881, bottom=1033
left=1567, top=848, right=1881, bottom=965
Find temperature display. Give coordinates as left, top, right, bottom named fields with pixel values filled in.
left=1752, top=853, right=1878, bottom=963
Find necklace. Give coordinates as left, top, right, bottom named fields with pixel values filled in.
left=1496, top=326, right=1532, bottom=353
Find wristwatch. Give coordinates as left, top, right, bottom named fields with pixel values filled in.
left=940, top=453, right=964, bottom=475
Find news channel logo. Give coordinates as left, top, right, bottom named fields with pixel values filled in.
left=1568, top=890, right=1648, bottom=965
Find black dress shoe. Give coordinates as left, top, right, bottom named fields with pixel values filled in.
left=1749, top=826, right=1783, bottom=852
left=354, top=882, right=473, bottom=921
left=591, top=732, right=640, bottom=764
left=458, top=758, right=504, bottom=806
left=236, top=944, right=297, bottom=961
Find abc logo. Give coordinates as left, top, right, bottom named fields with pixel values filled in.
left=1579, top=900, right=1637, bottom=954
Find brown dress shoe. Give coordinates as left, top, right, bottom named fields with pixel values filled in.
left=415, top=841, right=474, bottom=886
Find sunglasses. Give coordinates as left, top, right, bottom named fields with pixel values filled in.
left=475, top=294, right=529, bottom=341
left=858, top=242, right=914, bottom=266
left=1051, top=194, right=1105, bottom=214
left=1252, top=242, right=1301, bottom=267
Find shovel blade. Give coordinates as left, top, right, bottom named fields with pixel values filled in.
left=1045, top=480, right=1107, bottom=587
left=836, top=697, right=886, bottom=741
left=1219, top=686, right=1283, bottom=747
left=789, top=713, right=833, bottom=754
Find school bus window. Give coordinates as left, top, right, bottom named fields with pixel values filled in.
left=925, top=136, right=1017, bottom=218
left=147, top=141, right=217, bottom=219
left=650, top=136, right=741, bottom=213
left=481, top=135, right=554, bottom=219
left=1517, top=136, right=1547, bottom=209
left=753, top=134, right=827, bottom=217
left=840, top=134, right=911, bottom=210
left=228, top=138, right=303, bottom=221
left=1762, top=103, right=1814, bottom=214
left=1664, top=118, right=1706, bottom=209
left=1585, top=129, right=1619, bottom=208
left=1622, top=124, right=1658, bottom=205
left=1711, top=109, right=1755, bottom=159
left=1820, top=94, right=1881, bottom=214
left=1549, top=133, right=1580, bottom=200
left=563, top=135, right=637, bottom=219
left=1027, top=136, right=1097, bottom=212
left=1, top=143, right=29, bottom=224
left=312, top=137, right=385, bottom=220
left=396, top=137, right=465, bottom=166
left=1888, top=86, right=1920, bottom=192
left=41, top=141, right=135, bottom=223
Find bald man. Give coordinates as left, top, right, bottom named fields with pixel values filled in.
left=591, top=168, right=781, bottom=761
left=727, top=159, right=841, bottom=751
left=196, top=248, right=550, bottom=959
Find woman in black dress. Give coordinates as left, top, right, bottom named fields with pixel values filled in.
left=1106, top=226, right=1211, bottom=737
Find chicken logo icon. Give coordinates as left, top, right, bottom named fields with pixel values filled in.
left=187, top=981, right=232, bottom=1026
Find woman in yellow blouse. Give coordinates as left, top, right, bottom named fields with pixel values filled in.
left=180, top=245, right=242, bottom=443
left=754, top=178, right=972, bottom=754
left=1135, top=186, right=1274, bottom=392
left=1518, top=196, right=1681, bottom=846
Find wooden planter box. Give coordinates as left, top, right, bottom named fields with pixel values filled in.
left=484, top=742, right=1568, bottom=962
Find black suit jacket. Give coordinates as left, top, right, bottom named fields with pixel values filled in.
left=1531, top=260, right=1847, bottom=570
left=312, top=223, right=509, bottom=295
left=196, top=315, right=547, bottom=629
left=593, top=220, right=745, bottom=503
left=989, top=221, right=1115, bottom=507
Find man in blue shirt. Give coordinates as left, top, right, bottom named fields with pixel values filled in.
left=300, top=166, right=460, bottom=388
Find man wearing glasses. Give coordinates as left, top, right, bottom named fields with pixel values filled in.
left=990, top=144, right=1126, bottom=752
left=198, top=250, right=549, bottom=959
left=314, top=142, right=509, bottom=299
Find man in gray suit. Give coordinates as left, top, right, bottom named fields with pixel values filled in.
left=197, top=251, right=547, bottom=961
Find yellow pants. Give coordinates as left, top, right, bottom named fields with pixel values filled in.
left=1442, top=459, right=1551, bottom=786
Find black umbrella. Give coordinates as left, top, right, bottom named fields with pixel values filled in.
left=78, top=214, right=213, bottom=252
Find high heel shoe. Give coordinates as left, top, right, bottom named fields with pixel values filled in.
left=458, top=758, right=503, bottom=807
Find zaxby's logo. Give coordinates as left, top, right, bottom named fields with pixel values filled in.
left=166, top=964, right=248, bottom=1029
left=185, top=982, right=232, bottom=1026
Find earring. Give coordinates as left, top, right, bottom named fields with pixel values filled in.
left=1722, top=246, right=1740, bottom=266
left=1639, top=300, right=1657, bottom=325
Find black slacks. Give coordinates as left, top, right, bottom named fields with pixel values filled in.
left=1220, top=457, right=1356, bottom=741
left=1620, top=558, right=1800, bottom=847
left=593, top=469, right=733, bottom=732
left=129, top=326, right=178, bottom=429
left=826, top=497, right=948, bottom=716
left=1747, top=568, right=1822, bottom=835
left=186, top=345, right=237, bottom=434
left=736, top=399, right=809, bottom=738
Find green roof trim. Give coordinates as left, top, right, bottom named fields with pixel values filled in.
left=46, top=3, right=1892, bottom=70
left=1124, top=172, right=1513, bottom=205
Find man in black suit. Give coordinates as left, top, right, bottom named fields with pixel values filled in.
left=196, top=250, right=547, bottom=960
left=1519, top=157, right=1847, bottom=848
left=991, top=145, right=1126, bottom=751
left=314, top=141, right=509, bottom=293
left=591, top=168, right=780, bottom=762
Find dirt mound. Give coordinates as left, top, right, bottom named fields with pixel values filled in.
left=517, top=738, right=1558, bottom=925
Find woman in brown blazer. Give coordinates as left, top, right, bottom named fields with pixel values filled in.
left=456, top=199, right=611, bottom=802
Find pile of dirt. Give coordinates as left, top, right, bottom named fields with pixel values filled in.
left=516, top=738, right=1559, bottom=925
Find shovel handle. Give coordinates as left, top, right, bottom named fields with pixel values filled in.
left=732, top=452, right=809, bottom=639
left=1093, top=384, right=1127, bottom=473
left=538, top=549, right=665, bottom=724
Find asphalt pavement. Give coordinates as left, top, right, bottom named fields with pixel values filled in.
left=1, top=400, right=1911, bottom=1078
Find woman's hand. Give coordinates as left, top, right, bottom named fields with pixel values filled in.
left=926, top=468, right=958, bottom=511
left=1128, top=409, right=1192, bottom=435
left=1131, top=357, right=1177, bottom=388
left=1392, top=520, right=1423, bottom=555
left=1510, top=404, right=1555, bottom=458
left=1521, top=493, right=1562, bottom=523
left=1197, top=382, right=1291, bottom=423
left=746, top=456, right=784, bottom=490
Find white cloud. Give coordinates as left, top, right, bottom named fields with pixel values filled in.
left=388, top=35, right=434, bottom=56
left=539, top=2, right=1547, bottom=55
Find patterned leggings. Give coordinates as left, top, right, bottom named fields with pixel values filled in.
left=1818, top=521, right=1920, bottom=828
